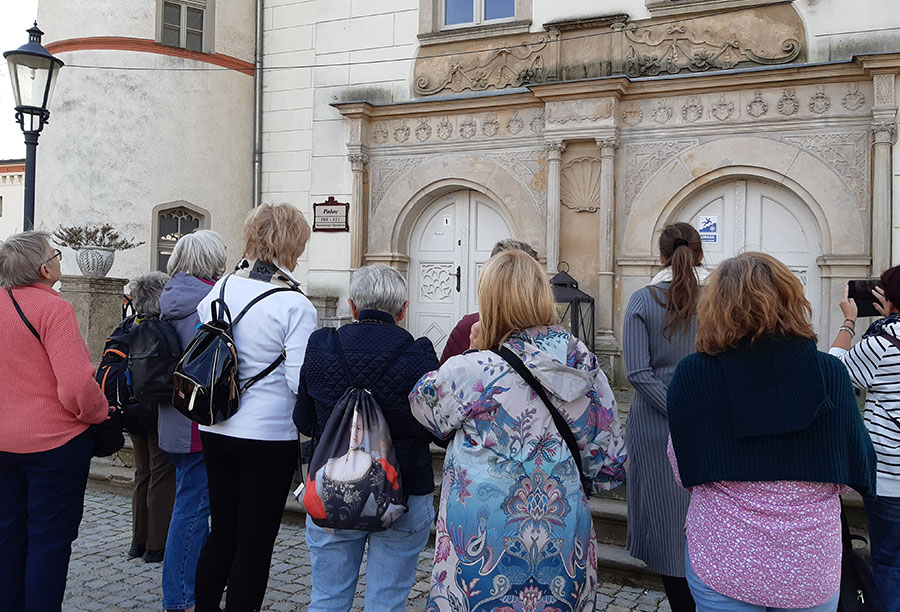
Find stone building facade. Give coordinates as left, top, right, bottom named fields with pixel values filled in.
left=0, top=159, right=25, bottom=239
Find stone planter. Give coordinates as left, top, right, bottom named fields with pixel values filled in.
left=74, top=246, right=116, bottom=278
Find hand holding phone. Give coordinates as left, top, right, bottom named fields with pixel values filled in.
left=848, top=279, right=881, bottom=318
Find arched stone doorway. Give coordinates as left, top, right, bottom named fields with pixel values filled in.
left=407, top=189, right=512, bottom=353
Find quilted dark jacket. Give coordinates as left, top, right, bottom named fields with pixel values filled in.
left=294, top=309, right=440, bottom=495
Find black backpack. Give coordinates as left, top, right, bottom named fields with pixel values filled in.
left=128, top=315, right=182, bottom=403
left=172, top=275, right=295, bottom=426
left=95, top=315, right=154, bottom=435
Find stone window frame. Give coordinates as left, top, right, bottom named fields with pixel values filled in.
left=645, top=0, right=789, bottom=18
left=155, top=0, right=216, bottom=54
left=151, top=201, right=210, bottom=273
left=419, top=0, right=532, bottom=45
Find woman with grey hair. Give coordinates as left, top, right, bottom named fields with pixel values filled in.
left=158, top=230, right=226, bottom=612
left=122, top=272, right=176, bottom=566
left=294, top=263, right=440, bottom=611
left=0, top=231, right=109, bottom=610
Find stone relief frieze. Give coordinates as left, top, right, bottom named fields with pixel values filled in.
left=681, top=96, right=704, bottom=123
left=783, top=132, right=869, bottom=209
left=560, top=157, right=603, bottom=213
left=507, top=112, right=524, bottom=135
left=415, top=118, right=432, bottom=142
left=612, top=22, right=801, bottom=78
left=483, top=150, right=547, bottom=214
left=652, top=100, right=674, bottom=125
left=460, top=116, right=477, bottom=139
left=809, top=86, right=831, bottom=114
left=546, top=99, right=614, bottom=125
left=842, top=83, right=866, bottom=112
left=369, top=157, right=427, bottom=214
left=710, top=95, right=734, bottom=121
left=621, top=105, right=643, bottom=127
left=369, top=110, right=544, bottom=148
left=393, top=120, right=410, bottom=143
left=482, top=113, right=500, bottom=137
left=777, top=89, right=799, bottom=116
left=414, top=37, right=550, bottom=96
left=875, top=74, right=895, bottom=107
left=437, top=117, right=452, bottom=140
left=622, top=139, right=699, bottom=208
left=531, top=109, right=545, bottom=134
left=373, top=125, right=388, bottom=145
left=747, top=91, right=768, bottom=118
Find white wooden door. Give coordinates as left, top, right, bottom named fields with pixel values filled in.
left=677, top=179, right=823, bottom=332
left=408, top=190, right=512, bottom=353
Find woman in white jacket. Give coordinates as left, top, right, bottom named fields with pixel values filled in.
left=193, top=204, right=318, bottom=612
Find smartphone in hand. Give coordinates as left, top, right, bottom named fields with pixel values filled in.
left=849, top=279, right=881, bottom=318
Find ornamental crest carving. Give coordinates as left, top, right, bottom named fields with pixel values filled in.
left=530, top=109, right=545, bottom=134
left=414, top=37, right=550, bottom=96
left=459, top=116, right=477, bottom=139
left=437, top=117, right=452, bottom=140
left=373, top=125, right=389, bottom=145
left=783, top=132, right=869, bottom=209
left=415, top=118, right=432, bottom=142
left=507, top=111, right=524, bottom=135
left=482, top=113, right=500, bottom=137
left=809, top=86, right=831, bottom=114
left=777, top=89, right=799, bottom=116
left=842, top=83, right=865, bottom=111
left=560, top=158, right=603, bottom=212
left=652, top=100, right=674, bottom=124
left=747, top=91, right=768, bottom=118
left=612, top=21, right=801, bottom=78
left=621, top=105, right=643, bottom=127
left=393, top=120, right=410, bottom=143
left=681, top=97, right=704, bottom=123
left=623, top=139, right=699, bottom=206
left=711, top=95, right=734, bottom=121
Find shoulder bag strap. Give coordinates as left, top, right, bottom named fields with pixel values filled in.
left=491, top=345, right=591, bottom=495
left=8, top=289, right=41, bottom=342
left=231, top=286, right=296, bottom=326
left=879, top=332, right=900, bottom=351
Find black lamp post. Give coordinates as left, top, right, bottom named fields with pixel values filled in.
left=550, top=262, right=596, bottom=352
left=4, top=22, right=64, bottom=231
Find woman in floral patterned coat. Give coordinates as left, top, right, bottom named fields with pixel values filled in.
left=410, top=250, right=627, bottom=612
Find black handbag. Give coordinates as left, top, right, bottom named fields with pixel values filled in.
left=7, top=289, right=123, bottom=458
left=837, top=499, right=883, bottom=612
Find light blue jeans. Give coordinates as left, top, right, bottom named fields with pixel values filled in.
left=685, top=547, right=839, bottom=612
left=162, top=452, right=210, bottom=610
left=306, top=493, right=434, bottom=612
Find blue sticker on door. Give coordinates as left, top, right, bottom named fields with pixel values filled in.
left=697, top=215, right=718, bottom=244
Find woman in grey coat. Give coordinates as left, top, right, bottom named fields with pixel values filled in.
left=623, top=222, right=703, bottom=612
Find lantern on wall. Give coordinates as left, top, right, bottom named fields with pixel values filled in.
left=550, top=262, right=595, bottom=352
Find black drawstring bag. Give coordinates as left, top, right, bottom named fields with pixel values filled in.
left=838, top=499, right=883, bottom=612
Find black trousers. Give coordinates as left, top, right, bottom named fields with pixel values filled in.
left=194, top=432, right=296, bottom=612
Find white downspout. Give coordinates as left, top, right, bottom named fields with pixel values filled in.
left=252, top=0, right=264, bottom=207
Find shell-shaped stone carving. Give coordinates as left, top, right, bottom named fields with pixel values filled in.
left=560, top=157, right=603, bottom=213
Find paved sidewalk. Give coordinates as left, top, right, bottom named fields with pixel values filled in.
left=63, top=488, right=670, bottom=611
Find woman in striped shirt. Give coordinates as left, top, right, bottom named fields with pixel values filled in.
left=830, top=266, right=900, bottom=611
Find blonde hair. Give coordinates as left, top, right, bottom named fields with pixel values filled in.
left=695, top=252, right=815, bottom=355
left=242, top=204, right=310, bottom=269
left=478, top=250, right=556, bottom=349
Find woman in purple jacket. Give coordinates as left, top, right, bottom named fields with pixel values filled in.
left=158, top=230, right=226, bottom=612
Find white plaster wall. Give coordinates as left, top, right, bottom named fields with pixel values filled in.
left=531, top=0, right=647, bottom=29
left=0, top=172, right=25, bottom=239
left=795, top=0, right=900, bottom=63
left=35, top=0, right=254, bottom=280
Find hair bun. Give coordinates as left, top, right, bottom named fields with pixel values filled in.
left=673, top=238, right=689, bottom=248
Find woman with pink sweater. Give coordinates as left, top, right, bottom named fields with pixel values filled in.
left=0, top=231, right=110, bottom=611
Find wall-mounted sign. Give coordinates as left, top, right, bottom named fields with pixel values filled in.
left=697, top=215, right=718, bottom=244
left=312, top=197, right=349, bottom=232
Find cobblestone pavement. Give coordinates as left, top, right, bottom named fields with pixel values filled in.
left=64, top=488, right=670, bottom=611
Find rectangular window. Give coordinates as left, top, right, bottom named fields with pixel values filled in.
left=0, top=195, right=3, bottom=217
left=484, top=0, right=514, bottom=21
left=160, top=1, right=205, bottom=52
left=443, top=0, right=514, bottom=28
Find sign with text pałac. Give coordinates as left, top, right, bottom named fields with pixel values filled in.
left=697, top=215, right=718, bottom=244
left=313, top=197, right=349, bottom=232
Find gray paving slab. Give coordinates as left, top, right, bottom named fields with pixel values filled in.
left=63, top=488, right=668, bottom=611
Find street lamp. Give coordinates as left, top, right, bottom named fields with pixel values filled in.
left=4, top=22, right=64, bottom=231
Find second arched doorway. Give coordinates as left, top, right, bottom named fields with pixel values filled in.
left=407, top=189, right=512, bottom=353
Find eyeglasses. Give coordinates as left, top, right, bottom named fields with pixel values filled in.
left=44, top=249, right=62, bottom=265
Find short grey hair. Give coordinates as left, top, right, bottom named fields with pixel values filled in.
left=130, top=272, right=170, bottom=315
left=349, top=264, right=408, bottom=316
left=166, top=230, right=227, bottom=278
left=491, top=239, right=538, bottom=260
left=0, top=231, right=52, bottom=289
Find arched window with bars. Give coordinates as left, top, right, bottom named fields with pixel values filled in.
left=153, top=203, right=207, bottom=272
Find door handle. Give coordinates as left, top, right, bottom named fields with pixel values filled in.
left=455, top=266, right=461, bottom=292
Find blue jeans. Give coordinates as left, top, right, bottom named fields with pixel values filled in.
left=0, top=430, right=94, bottom=612
left=162, top=452, right=210, bottom=610
left=306, top=493, right=435, bottom=612
left=685, top=547, right=839, bottom=612
left=865, top=495, right=900, bottom=612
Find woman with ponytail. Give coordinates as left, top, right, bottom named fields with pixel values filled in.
left=622, top=222, right=704, bottom=611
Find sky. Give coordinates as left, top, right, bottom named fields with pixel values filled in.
left=1, top=0, right=40, bottom=161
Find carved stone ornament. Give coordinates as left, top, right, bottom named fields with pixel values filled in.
left=373, top=125, right=389, bottom=145
left=530, top=109, right=545, bottom=134
left=547, top=99, right=613, bottom=125
left=420, top=264, right=453, bottom=302
left=875, top=74, right=895, bottom=106
left=777, top=89, right=799, bottom=116
left=842, top=83, right=866, bottom=111
left=747, top=91, right=768, bottom=118
left=596, top=137, right=620, bottom=151
left=560, top=157, right=603, bottom=212
left=459, top=116, right=477, bottom=139
left=437, top=117, right=453, bottom=140
left=393, top=120, right=410, bottom=143
left=652, top=100, right=674, bottom=124
left=349, top=120, right=362, bottom=144
left=507, top=111, right=524, bottom=135
left=414, top=37, right=550, bottom=96
left=681, top=96, right=704, bottom=123
left=711, top=95, right=734, bottom=121
left=415, top=118, right=432, bottom=142
left=348, top=153, right=369, bottom=170
left=872, top=121, right=897, bottom=136
left=370, top=157, right=426, bottom=213
left=612, top=21, right=801, bottom=78
left=783, top=132, right=869, bottom=209
left=482, top=113, right=500, bottom=137
left=544, top=141, right=566, bottom=155
left=484, top=150, right=547, bottom=213
left=623, top=139, right=699, bottom=206
left=809, top=86, right=831, bottom=114
left=621, top=105, right=643, bottom=127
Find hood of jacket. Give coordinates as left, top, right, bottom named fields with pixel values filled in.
left=505, top=325, right=598, bottom=403
left=160, top=272, right=216, bottom=321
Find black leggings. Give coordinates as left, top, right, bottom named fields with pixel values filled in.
left=661, top=574, right=696, bottom=612
left=194, top=432, right=297, bottom=612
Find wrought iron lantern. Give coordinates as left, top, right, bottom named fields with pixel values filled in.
left=550, top=262, right=595, bottom=352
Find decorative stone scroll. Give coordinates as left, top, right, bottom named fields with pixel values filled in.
left=783, top=132, right=869, bottom=209
left=622, top=139, right=698, bottom=207
left=613, top=22, right=801, bottom=78
left=369, top=157, right=426, bottom=214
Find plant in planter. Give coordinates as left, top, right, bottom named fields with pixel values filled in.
left=52, top=224, right=145, bottom=278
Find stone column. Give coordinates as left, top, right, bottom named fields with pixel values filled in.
left=348, top=152, right=369, bottom=269
left=872, top=121, right=895, bottom=274
left=58, top=275, right=128, bottom=364
left=595, top=136, right=619, bottom=354
left=545, top=141, right=565, bottom=273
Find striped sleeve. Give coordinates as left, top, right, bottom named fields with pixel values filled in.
left=623, top=289, right=669, bottom=415
left=831, top=335, right=889, bottom=390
